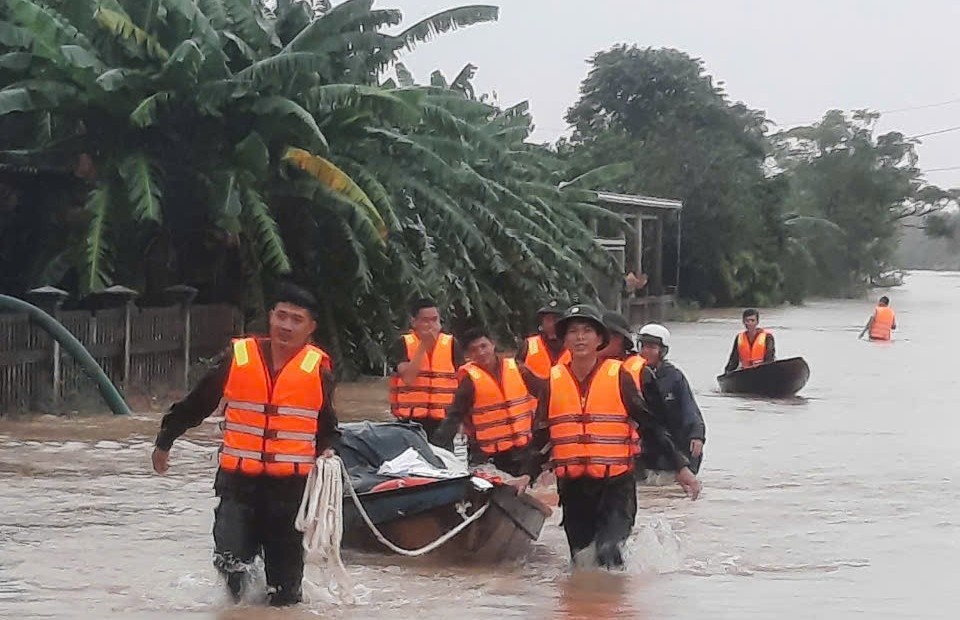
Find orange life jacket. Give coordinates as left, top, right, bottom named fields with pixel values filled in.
left=547, top=359, right=635, bottom=479
left=219, top=338, right=327, bottom=477
left=619, top=355, right=646, bottom=457
left=389, top=333, right=458, bottom=421
left=622, top=354, right=647, bottom=390
left=737, top=330, right=768, bottom=368
left=460, top=358, right=536, bottom=456
left=870, top=306, right=895, bottom=341
left=524, top=335, right=571, bottom=380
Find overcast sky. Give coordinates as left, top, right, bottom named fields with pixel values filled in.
left=386, top=0, right=960, bottom=188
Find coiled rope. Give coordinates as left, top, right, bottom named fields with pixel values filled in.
left=295, top=456, right=489, bottom=601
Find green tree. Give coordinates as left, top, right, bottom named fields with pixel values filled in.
left=562, top=46, right=790, bottom=307
left=0, top=0, right=617, bottom=375
left=771, top=110, right=958, bottom=295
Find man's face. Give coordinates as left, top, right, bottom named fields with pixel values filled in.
left=540, top=313, right=558, bottom=339
left=599, top=333, right=625, bottom=360
left=411, top=306, right=441, bottom=337
left=563, top=320, right=603, bottom=358
left=639, top=342, right=663, bottom=366
left=467, top=336, right=496, bottom=368
left=269, top=302, right=315, bottom=349
left=743, top=315, right=759, bottom=331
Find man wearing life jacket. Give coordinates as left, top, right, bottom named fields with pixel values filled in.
left=516, top=299, right=570, bottom=380
left=599, top=311, right=656, bottom=394
left=389, top=298, right=464, bottom=442
left=534, top=304, right=700, bottom=569
left=637, top=324, right=706, bottom=475
left=150, top=283, right=337, bottom=607
left=724, top=308, right=776, bottom=373
left=434, top=327, right=545, bottom=490
left=859, top=296, right=897, bottom=341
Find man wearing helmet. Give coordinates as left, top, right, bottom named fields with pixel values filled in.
left=637, top=323, right=707, bottom=474
left=516, top=299, right=570, bottom=380
left=535, top=304, right=700, bottom=569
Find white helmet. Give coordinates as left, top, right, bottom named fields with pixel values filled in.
left=638, top=323, right=671, bottom=349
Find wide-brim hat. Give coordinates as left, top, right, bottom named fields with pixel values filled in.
left=555, top=304, right=610, bottom=350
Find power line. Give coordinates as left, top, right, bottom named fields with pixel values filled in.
left=879, top=97, right=960, bottom=115
left=776, top=96, right=960, bottom=128
left=909, top=125, right=960, bottom=139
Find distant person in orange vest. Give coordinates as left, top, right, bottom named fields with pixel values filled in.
left=724, top=308, right=775, bottom=373
left=533, top=304, right=699, bottom=569
left=388, top=298, right=464, bottom=442
left=150, top=283, right=337, bottom=607
left=859, top=296, right=897, bottom=341
left=516, top=300, right=570, bottom=379
left=434, top=327, right=544, bottom=490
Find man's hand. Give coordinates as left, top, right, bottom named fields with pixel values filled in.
left=416, top=325, right=440, bottom=349
left=152, top=447, right=170, bottom=474
left=689, top=439, right=704, bottom=458
left=321, top=448, right=336, bottom=459
left=675, top=466, right=701, bottom=500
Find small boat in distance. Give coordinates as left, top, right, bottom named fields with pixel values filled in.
left=717, top=356, right=810, bottom=398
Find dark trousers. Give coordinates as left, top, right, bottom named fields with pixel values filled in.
left=557, top=472, right=638, bottom=569
left=212, top=493, right=304, bottom=606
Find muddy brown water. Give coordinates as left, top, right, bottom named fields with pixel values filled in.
left=2, top=271, right=958, bottom=619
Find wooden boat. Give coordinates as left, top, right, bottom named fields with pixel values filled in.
left=717, top=356, right=810, bottom=398
left=334, top=422, right=552, bottom=564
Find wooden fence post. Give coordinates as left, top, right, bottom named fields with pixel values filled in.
left=164, top=285, right=198, bottom=392
left=26, top=286, right=69, bottom=410
left=96, top=285, right=139, bottom=388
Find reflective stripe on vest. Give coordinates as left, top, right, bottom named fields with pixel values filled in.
left=389, top=333, right=458, bottom=421
left=462, top=358, right=536, bottom=456
left=737, top=330, right=768, bottom=368
left=546, top=359, right=635, bottom=479
left=524, top=335, right=571, bottom=380
left=870, top=306, right=895, bottom=341
left=219, top=338, right=326, bottom=477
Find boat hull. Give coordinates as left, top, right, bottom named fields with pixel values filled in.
left=342, top=480, right=551, bottom=563
left=717, top=356, right=810, bottom=397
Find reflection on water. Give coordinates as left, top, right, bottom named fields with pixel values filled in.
left=2, top=271, right=959, bottom=619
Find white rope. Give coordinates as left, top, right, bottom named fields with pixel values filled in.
left=295, top=456, right=354, bottom=604
left=295, top=455, right=491, bottom=595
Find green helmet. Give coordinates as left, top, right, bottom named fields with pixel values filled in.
left=555, top=304, right=609, bottom=350
left=602, top=310, right=636, bottom=352
left=537, top=299, right=563, bottom=316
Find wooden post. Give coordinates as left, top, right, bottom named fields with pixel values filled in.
left=164, top=285, right=198, bottom=392
left=123, top=298, right=133, bottom=387
left=26, top=286, right=69, bottom=411
left=182, top=303, right=192, bottom=391
left=652, top=215, right=664, bottom=295
left=91, top=285, right=139, bottom=389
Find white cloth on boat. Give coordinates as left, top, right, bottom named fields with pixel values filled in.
left=376, top=446, right=467, bottom=479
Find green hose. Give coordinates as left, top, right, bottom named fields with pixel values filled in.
left=0, top=294, right=131, bottom=415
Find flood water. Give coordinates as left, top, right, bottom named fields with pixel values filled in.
left=2, top=270, right=958, bottom=619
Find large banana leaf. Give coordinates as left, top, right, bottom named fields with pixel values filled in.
left=398, top=5, right=499, bottom=50
left=282, top=147, right=387, bottom=242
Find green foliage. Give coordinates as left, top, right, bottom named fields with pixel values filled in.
left=563, top=46, right=788, bottom=306
left=771, top=110, right=958, bottom=296
left=0, top=0, right=615, bottom=376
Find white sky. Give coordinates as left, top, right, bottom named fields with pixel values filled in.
left=386, top=0, right=960, bottom=188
